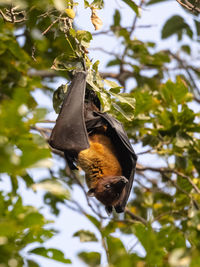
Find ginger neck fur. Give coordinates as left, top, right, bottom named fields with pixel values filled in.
left=78, top=133, right=122, bottom=188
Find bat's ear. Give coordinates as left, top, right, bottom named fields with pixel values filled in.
left=87, top=188, right=95, bottom=197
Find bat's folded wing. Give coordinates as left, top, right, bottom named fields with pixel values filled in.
left=94, top=111, right=137, bottom=212
left=49, top=72, right=89, bottom=154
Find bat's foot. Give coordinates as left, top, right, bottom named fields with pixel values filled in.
left=114, top=205, right=125, bottom=213
left=105, top=205, right=113, bottom=215
left=64, top=151, right=79, bottom=170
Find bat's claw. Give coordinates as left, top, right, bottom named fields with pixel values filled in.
left=105, top=205, right=113, bottom=215
left=114, top=205, right=125, bottom=213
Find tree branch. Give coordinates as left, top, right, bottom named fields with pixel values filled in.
left=137, top=165, right=200, bottom=195
left=0, top=7, right=26, bottom=23
left=125, top=207, right=148, bottom=225
left=42, top=17, right=60, bottom=35
left=176, top=0, right=200, bottom=13
left=28, top=69, right=60, bottom=78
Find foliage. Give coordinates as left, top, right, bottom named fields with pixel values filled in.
left=0, top=0, right=200, bottom=266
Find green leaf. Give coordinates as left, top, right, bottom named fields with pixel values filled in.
left=27, top=260, right=40, bottom=267
left=181, top=45, right=191, bottom=54
left=162, top=15, right=193, bottom=40
left=110, top=92, right=135, bottom=120
left=107, top=58, right=121, bottom=67
left=175, top=156, right=187, bottom=169
left=111, top=93, right=135, bottom=109
left=53, top=84, right=68, bottom=113
left=121, top=0, right=139, bottom=15
left=51, top=54, right=83, bottom=72
left=142, top=134, right=159, bottom=147
left=22, top=173, right=34, bottom=187
left=84, top=0, right=104, bottom=8
left=104, top=79, right=119, bottom=88
left=92, top=60, right=100, bottom=72
left=194, top=19, right=200, bottom=37
left=91, top=0, right=104, bottom=9
left=86, top=215, right=101, bottom=228
left=112, top=102, right=134, bottom=121
left=7, top=39, right=30, bottom=62
left=30, top=247, right=71, bottom=264
left=134, top=90, right=158, bottom=116
left=132, top=224, right=165, bottom=265
left=76, top=30, right=93, bottom=48
left=177, top=174, right=192, bottom=193
left=161, top=77, right=188, bottom=105
left=106, top=236, right=137, bottom=266
left=73, top=230, right=98, bottom=242
left=147, top=0, right=169, bottom=5
left=78, top=251, right=101, bottom=267
left=175, top=136, right=190, bottom=148
left=109, top=87, right=121, bottom=94
left=84, top=0, right=90, bottom=8
left=113, top=10, right=121, bottom=26
left=0, top=220, right=20, bottom=236
left=23, top=212, right=45, bottom=227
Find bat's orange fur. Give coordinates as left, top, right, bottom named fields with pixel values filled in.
left=78, top=133, right=122, bottom=189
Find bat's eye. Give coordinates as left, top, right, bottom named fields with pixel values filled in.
left=105, top=184, right=111, bottom=189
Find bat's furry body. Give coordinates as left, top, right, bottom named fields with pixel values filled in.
left=50, top=71, right=137, bottom=213
left=78, top=133, right=122, bottom=189
left=78, top=132, right=128, bottom=209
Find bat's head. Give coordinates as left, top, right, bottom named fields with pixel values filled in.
left=87, top=176, right=128, bottom=209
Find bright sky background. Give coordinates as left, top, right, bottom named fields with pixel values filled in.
left=7, top=0, right=194, bottom=266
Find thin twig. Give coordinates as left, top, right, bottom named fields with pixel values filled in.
left=153, top=210, right=185, bottom=222
left=0, top=9, right=10, bottom=21
left=92, top=24, right=156, bottom=36
left=176, top=0, right=200, bottom=13
left=28, top=69, right=59, bottom=78
left=125, top=207, right=148, bottom=225
left=137, top=165, right=200, bottom=197
left=101, top=237, right=109, bottom=263
left=136, top=149, right=154, bottom=156
left=0, top=8, right=26, bottom=23
left=42, top=17, right=59, bottom=35
left=37, top=120, right=56, bottom=123
left=89, top=47, right=118, bottom=57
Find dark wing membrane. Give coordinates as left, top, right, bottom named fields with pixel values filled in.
left=49, top=72, right=89, bottom=154
left=94, top=112, right=137, bottom=160
left=94, top=111, right=137, bottom=212
left=115, top=166, right=136, bottom=212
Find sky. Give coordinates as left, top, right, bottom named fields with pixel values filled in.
left=8, top=0, right=195, bottom=266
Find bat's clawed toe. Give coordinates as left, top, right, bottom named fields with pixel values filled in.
left=114, top=205, right=125, bottom=213
left=106, top=205, right=113, bottom=215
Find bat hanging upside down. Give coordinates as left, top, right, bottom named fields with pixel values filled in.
left=49, top=71, right=137, bottom=213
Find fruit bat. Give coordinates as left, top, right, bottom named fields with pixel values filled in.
left=49, top=71, right=137, bottom=213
